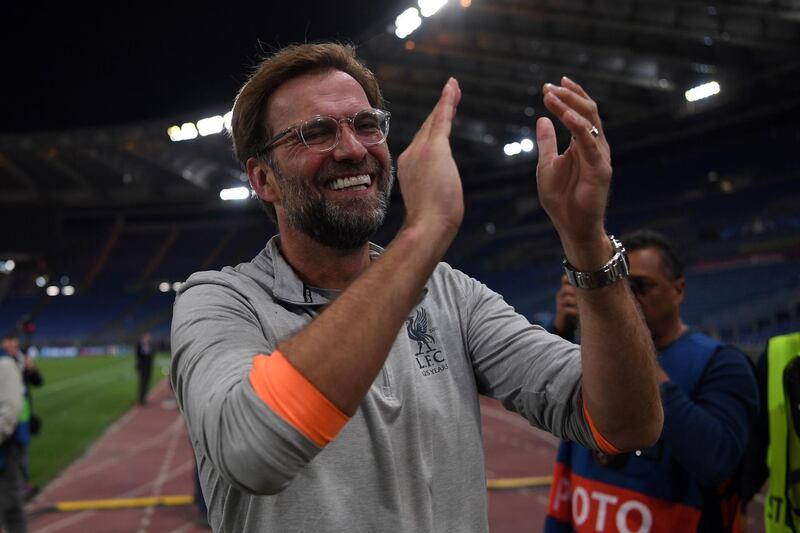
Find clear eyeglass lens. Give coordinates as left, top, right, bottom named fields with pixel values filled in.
left=352, top=110, right=386, bottom=144
left=299, top=110, right=389, bottom=152
left=300, top=118, right=339, bottom=149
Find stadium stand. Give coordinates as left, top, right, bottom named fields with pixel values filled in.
left=1, top=2, right=798, bottom=361
left=2, top=122, right=797, bottom=353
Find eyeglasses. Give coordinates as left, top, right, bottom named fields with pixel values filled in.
left=259, top=108, right=391, bottom=155
left=628, top=278, right=657, bottom=296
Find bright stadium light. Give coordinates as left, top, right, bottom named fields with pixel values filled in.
left=179, top=122, right=198, bottom=140
left=419, top=0, right=447, bottom=17
left=35, top=276, right=47, bottom=287
left=504, top=142, right=522, bottom=156
left=223, top=111, right=233, bottom=132
left=172, top=282, right=183, bottom=292
left=168, top=122, right=199, bottom=142
left=197, top=115, right=225, bottom=136
left=167, top=125, right=183, bottom=142
left=158, top=282, right=170, bottom=293
left=520, top=138, right=534, bottom=152
left=46, top=285, right=60, bottom=296
left=395, top=7, right=422, bottom=38
left=62, top=285, right=75, bottom=296
left=220, top=187, right=250, bottom=201
left=685, top=81, right=720, bottom=102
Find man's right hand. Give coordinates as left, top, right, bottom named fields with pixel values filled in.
left=396, top=78, right=464, bottom=245
left=553, top=274, right=579, bottom=336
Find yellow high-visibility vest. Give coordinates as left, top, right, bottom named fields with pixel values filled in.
left=766, top=332, right=800, bottom=532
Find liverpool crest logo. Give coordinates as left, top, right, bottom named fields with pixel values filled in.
left=406, top=308, right=448, bottom=376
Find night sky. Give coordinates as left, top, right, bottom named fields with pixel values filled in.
left=2, top=3, right=403, bottom=134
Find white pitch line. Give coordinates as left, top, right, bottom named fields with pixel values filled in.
left=35, top=363, right=133, bottom=398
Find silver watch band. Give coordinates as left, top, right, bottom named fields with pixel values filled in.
left=563, top=235, right=630, bottom=289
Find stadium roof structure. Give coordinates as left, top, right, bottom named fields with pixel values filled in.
left=1, top=0, right=799, bottom=245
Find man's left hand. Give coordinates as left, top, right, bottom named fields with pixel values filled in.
left=536, top=77, right=613, bottom=267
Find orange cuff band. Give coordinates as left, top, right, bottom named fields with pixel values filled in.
left=249, top=350, right=350, bottom=447
left=582, top=401, right=621, bottom=455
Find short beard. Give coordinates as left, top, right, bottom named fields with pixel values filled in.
left=270, top=156, right=394, bottom=250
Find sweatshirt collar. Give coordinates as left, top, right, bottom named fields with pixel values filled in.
left=260, top=235, right=386, bottom=307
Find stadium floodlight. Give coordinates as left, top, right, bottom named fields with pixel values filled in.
left=419, top=0, right=447, bottom=17
left=395, top=7, right=422, bottom=38
left=46, top=285, right=60, bottom=296
left=179, top=122, right=198, bottom=140
left=197, top=115, right=225, bottom=137
left=504, top=142, right=522, bottom=156
left=220, top=187, right=250, bottom=201
left=0, top=260, right=14, bottom=273
left=62, top=285, right=75, bottom=296
left=167, top=125, right=182, bottom=142
left=35, top=275, right=47, bottom=287
left=168, top=122, right=199, bottom=142
left=172, top=282, right=183, bottom=292
left=158, top=282, right=170, bottom=293
left=520, top=138, right=534, bottom=152
left=685, top=81, right=720, bottom=102
left=224, top=111, right=233, bottom=132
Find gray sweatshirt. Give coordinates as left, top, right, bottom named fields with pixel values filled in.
left=0, top=357, right=23, bottom=442
left=171, top=236, right=598, bottom=532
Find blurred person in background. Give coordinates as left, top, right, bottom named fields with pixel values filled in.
left=0, top=336, right=28, bottom=532
left=2, top=334, right=42, bottom=501
left=740, top=331, right=800, bottom=532
left=135, top=332, right=155, bottom=406
left=171, top=42, right=664, bottom=531
left=548, top=273, right=580, bottom=341
left=545, top=229, right=759, bottom=532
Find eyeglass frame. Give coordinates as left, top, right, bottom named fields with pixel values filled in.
left=256, top=108, right=391, bottom=157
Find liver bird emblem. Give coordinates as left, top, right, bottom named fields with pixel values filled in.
left=406, top=308, right=435, bottom=355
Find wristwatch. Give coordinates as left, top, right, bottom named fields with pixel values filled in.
left=563, top=235, right=630, bottom=289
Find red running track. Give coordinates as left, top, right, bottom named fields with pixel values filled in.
left=27, top=381, right=766, bottom=532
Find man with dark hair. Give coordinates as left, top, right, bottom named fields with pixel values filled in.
left=135, top=333, right=155, bottom=406
left=171, top=42, right=664, bottom=531
left=545, top=228, right=759, bottom=532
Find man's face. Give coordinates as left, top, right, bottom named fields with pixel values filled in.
left=627, top=247, right=685, bottom=339
left=261, top=70, right=394, bottom=249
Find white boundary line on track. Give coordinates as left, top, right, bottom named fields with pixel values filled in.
left=136, top=415, right=184, bottom=533
left=165, top=524, right=195, bottom=533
